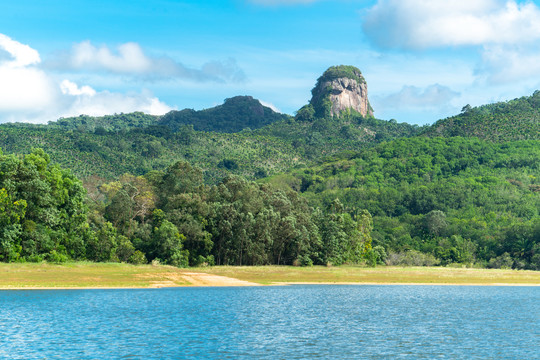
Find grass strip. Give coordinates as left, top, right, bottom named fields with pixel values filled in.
left=1, top=263, right=539, bottom=289
left=201, top=265, right=540, bottom=285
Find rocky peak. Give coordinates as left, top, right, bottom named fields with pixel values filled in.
left=310, top=65, right=373, bottom=118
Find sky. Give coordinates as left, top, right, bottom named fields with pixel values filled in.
left=2, top=0, right=540, bottom=125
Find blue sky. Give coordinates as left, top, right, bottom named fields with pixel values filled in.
left=2, top=0, right=540, bottom=125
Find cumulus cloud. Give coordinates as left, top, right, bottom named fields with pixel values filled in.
left=0, top=33, right=41, bottom=67
left=374, top=84, right=460, bottom=110
left=58, top=84, right=172, bottom=118
left=363, top=0, right=540, bottom=49
left=0, top=34, right=57, bottom=112
left=0, top=34, right=173, bottom=123
left=49, top=41, right=246, bottom=82
left=60, top=79, right=96, bottom=96
left=70, top=41, right=152, bottom=73
left=477, top=45, right=540, bottom=83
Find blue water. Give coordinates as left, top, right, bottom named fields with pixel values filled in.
left=0, top=285, right=538, bottom=359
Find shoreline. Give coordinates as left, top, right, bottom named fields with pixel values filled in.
left=2, top=263, right=539, bottom=289
left=2, top=282, right=540, bottom=290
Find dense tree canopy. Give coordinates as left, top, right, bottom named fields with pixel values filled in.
left=424, top=90, right=540, bottom=141
left=266, top=137, right=540, bottom=269
left=0, top=148, right=87, bottom=262
left=0, top=150, right=374, bottom=266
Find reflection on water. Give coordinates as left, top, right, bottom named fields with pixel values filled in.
left=0, top=285, right=538, bottom=359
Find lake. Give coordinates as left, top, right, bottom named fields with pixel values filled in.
left=0, top=285, right=538, bottom=359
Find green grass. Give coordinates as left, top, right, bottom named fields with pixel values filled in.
left=201, top=265, right=540, bottom=285
left=1, top=263, right=539, bottom=288
left=0, top=262, right=190, bottom=289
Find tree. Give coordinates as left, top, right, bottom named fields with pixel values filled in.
left=295, top=104, right=315, bottom=122
left=86, top=222, right=118, bottom=262
left=425, top=210, right=447, bottom=237
left=151, top=219, right=188, bottom=267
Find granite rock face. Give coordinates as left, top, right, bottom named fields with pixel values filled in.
left=311, top=66, right=373, bottom=117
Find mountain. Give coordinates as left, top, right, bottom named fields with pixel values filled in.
left=1, top=65, right=538, bottom=185
left=423, top=91, right=540, bottom=141
left=310, top=65, right=373, bottom=118
left=159, top=96, right=290, bottom=133
left=51, top=96, right=289, bottom=134
left=0, top=67, right=419, bottom=182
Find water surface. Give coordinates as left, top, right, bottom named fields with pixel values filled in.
left=0, top=285, right=538, bottom=359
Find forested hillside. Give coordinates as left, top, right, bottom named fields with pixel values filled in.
left=0, top=122, right=303, bottom=183
left=160, top=96, right=290, bottom=133
left=51, top=112, right=158, bottom=133
left=0, top=108, right=418, bottom=182
left=265, top=137, right=540, bottom=269
left=257, top=111, right=421, bottom=159
left=51, top=96, right=289, bottom=134
left=2, top=138, right=538, bottom=269
left=424, top=91, right=540, bottom=141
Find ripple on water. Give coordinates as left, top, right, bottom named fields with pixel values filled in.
left=0, top=285, right=538, bottom=359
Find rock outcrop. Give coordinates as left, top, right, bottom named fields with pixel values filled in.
left=310, top=65, right=373, bottom=118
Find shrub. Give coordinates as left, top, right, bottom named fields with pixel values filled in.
left=45, top=250, right=68, bottom=263
left=129, top=250, right=147, bottom=265
left=487, top=252, right=513, bottom=269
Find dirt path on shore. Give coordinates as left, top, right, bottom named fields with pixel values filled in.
left=179, top=272, right=260, bottom=287
left=146, top=271, right=261, bottom=288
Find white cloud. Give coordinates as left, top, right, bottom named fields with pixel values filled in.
left=371, top=84, right=462, bottom=124
left=60, top=79, right=96, bottom=96
left=373, top=84, right=460, bottom=110
left=478, top=45, right=540, bottom=83
left=50, top=41, right=246, bottom=82
left=0, top=34, right=173, bottom=124
left=58, top=86, right=172, bottom=118
left=71, top=41, right=152, bottom=73
left=258, top=99, right=281, bottom=113
left=0, top=67, right=57, bottom=111
left=363, top=0, right=540, bottom=49
left=0, top=33, right=40, bottom=67
left=0, top=34, right=57, bottom=112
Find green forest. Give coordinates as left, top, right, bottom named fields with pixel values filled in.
left=267, top=137, right=540, bottom=269
left=0, top=66, right=539, bottom=269
left=0, top=149, right=373, bottom=267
